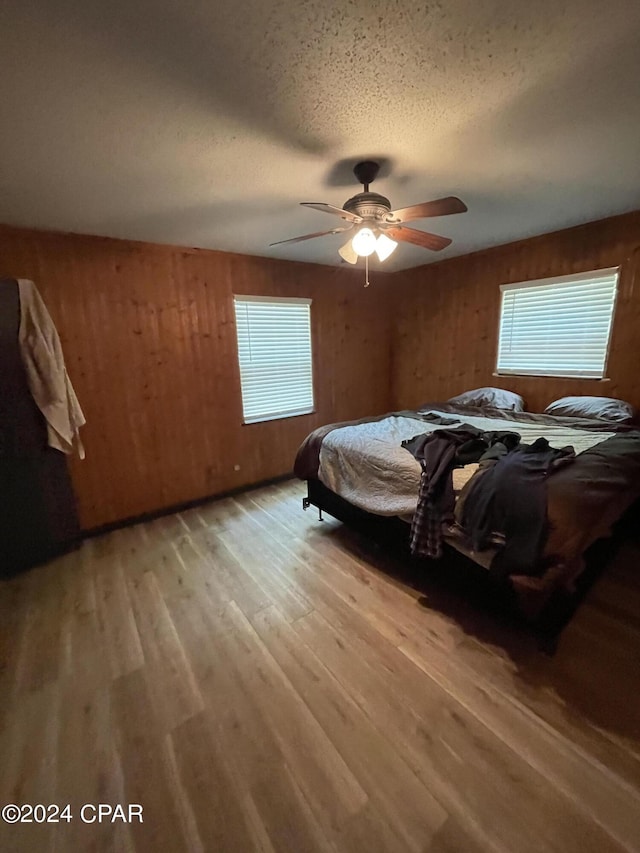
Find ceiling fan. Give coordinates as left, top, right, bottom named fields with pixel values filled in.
left=270, top=160, right=467, bottom=264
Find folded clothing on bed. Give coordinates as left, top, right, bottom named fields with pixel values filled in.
left=403, top=426, right=576, bottom=577
left=458, top=437, right=576, bottom=579
left=402, top=426, right=522, bottom=560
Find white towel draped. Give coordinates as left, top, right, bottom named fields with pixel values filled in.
left=17, top=279, right=86, bottom=458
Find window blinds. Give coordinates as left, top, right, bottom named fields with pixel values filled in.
left=233, top=295, right=314, bottom=424
left=496, top=268, right=619, bottom=378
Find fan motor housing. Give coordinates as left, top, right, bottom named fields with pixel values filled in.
left=343, top=192, right=391, bottom=220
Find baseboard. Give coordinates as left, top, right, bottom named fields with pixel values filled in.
left=82, top=473, right=295, bottom=539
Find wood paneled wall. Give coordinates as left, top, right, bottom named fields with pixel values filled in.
left=391, top=211, right=640, bottom=414
left=3, top=208, right=639, bottom=530
left=0, top=226, right=392, bottom=529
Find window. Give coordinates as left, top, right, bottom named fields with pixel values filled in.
left=233, top=295, right=314, bottom=424
left=496, top=268, right=619, bottom=379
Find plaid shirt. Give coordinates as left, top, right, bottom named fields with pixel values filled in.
left=410, top=459, right=449, bottom=559
left=407, top=427, right=485, bottom=559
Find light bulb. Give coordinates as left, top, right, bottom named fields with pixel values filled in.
left=352, top=227, right=377, bottom=257
left=338, top=238, right=359, bottom=265
left=375, top=233, right=398, bottom=262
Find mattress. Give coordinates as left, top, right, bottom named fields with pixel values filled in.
left=317, top=408, right=615, bottom=518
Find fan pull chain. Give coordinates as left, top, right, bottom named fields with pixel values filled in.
left=364, top=254, right=370, bottom=287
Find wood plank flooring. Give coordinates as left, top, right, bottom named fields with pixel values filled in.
left=1, top=479, right=639, bottom=853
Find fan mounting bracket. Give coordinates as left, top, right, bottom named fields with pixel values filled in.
left=353, top=161, right=380, bottom=191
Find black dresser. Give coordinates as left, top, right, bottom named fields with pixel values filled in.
left=0, top=278, right=80, bottom=575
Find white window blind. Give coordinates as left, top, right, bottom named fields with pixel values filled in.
left=496, top=268, right=619, bottom=379
left=234, top=295, right=314, bottom=424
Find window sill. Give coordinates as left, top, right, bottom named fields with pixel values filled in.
left=494, top=372, right=610, bottom=381
left=242, top=409, right=315, bottom=425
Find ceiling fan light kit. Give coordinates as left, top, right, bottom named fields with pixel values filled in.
left=375, top=232, right=398, bottom=262
left=337, top=239, right=359, bottom=265
left=270, top=160, right=467, bottom=284
left=351, top=227, right=377, bottom=257
left=338, top=229, right=398, bottom=265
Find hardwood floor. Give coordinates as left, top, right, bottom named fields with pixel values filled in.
left=1, top=479, right=639, bottom=853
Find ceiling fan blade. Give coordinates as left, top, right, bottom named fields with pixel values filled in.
left=300, top=202, right=362, bottom=223
left=269, top=226, right=353, bottom=247
left=384, top=225, right=452, bottom=251
left=386, top=196, right=467, bottom=223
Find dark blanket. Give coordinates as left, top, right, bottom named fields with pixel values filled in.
left=460, top=438, right=576, bottom=579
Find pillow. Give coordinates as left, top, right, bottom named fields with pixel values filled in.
left=544, top=395, right=635, bottom=423
left=447, top=387, right=525, bottom=412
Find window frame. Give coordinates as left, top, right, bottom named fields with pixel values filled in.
left=494, top=267, right=620, bottom=380
left=233, top=294, right=315, bottom=425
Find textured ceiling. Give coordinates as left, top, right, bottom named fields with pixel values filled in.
left=1, top=0, right=639, bottom=271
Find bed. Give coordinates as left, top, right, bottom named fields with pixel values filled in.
left=294, top=401, right=640, bottom=633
